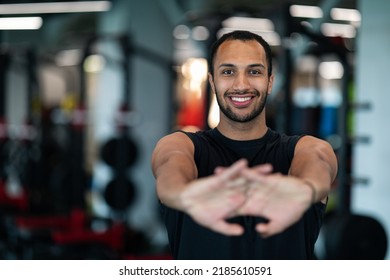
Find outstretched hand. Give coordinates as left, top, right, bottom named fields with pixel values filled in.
left=180, top=160, right=313, bottom=237
left=179, top=159, right=249, bottom=236
left=237, top=169, right=313, bottom=237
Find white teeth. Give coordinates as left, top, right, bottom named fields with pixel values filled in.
left=231, top=96, right=251, bottom=102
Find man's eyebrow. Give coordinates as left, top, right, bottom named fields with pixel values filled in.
left=248, top=63, right=266, bottom=69
left=218, top=63, right=235, bottom=68
left=217, top=63, right=266, bottom=69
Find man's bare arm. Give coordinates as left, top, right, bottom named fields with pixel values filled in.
left=151, top=132, right=197, bottom=210
left=151, top=132, right=249, bottom=235
left=289, top=136, right=338, bottom=203
left=235, top=135, right=338, bottom=237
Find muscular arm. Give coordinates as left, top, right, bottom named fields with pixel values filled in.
left=151, top=132, right=197, bottom=210
left=289, top=135, right=338, bottom=203
left=151, top=132, right=249, bottom=235
left=236, top=135, right=338, bottom=237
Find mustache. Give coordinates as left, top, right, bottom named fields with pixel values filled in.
left=224, top=90, right=260, bottom=97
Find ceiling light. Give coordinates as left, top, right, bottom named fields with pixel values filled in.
left=321, top=23, right=356, bottom=38
left=0, top=1, right=111, bottom=15
left=222, top=17, right=275, bottom=31
left=218, top=28, right=281, bottom=46
left=331, top=8, right=361, bottom=22
left=319, top=61, right=344, bottom=79
left=0, top=17, right=42, bottom=30
left=219, top=16, right=280, bottom=45
left=192, top=26, right=209, bottom=41
left=173, top=25, right=190, bottom=40
left=290, top=5, right=323, bottom=18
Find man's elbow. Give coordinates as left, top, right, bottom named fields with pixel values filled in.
left=315, top=140, right=338, bottom=183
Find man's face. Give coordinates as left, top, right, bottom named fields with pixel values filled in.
left=209, top=39, right=273, bottom=123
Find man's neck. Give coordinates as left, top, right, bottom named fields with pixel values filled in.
left=216, top=115, right=268, bottom=141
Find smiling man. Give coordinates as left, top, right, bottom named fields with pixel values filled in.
left=151, top=30, right=338, bottom=260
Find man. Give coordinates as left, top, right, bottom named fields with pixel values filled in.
left=151, top=30, right=337, bottom=259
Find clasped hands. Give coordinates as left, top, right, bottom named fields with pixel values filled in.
left=179, top=159, right=313, bottom=238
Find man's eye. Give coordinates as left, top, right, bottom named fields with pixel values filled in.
left=249, top=69, right=261, bottom=75
left=222, top=69, right=233, bottom=75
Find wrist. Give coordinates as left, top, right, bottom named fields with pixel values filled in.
left=302, top=179, right=316, bottom=204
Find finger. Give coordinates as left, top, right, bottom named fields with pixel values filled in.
left=214, top=159, right=247, bottom=176
left=241, top=169, right=281, bottom=185
left=211, top=221, right=244, bottom=236
left=217, top=163, right=273, bottom=176
left=217, top=159, right=248, bottom=182
left=214, top=166, right=226, bottom=174
left=255, top=222, right=271, bottom=238
left=226, top=177, right=248, bottom=188
left=255, top=221, right=282, bottom=238
left=241, top=169, right=267, bottom=183
left=250, top=163, right=273, bottom=175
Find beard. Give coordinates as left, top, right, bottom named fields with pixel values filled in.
left=215, top=88, right=268, bottom=123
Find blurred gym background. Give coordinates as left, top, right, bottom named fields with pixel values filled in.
left=0, top=0, right=389, bottom=260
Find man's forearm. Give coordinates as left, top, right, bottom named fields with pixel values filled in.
left=289, top=139, right=338, bottom=203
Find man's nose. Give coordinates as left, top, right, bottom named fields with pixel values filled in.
left=232, top=73, right=250, bottom=91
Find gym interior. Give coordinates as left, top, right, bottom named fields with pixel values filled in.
left=0, top=0, right=389, bottom=260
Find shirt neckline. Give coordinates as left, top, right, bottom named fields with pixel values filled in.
left=210, top=127, right=273, bottom=149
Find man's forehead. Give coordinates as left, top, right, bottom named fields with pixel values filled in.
left=217, top=40, right=265, bottom=55
left=215, top=40, right=266, bottom=63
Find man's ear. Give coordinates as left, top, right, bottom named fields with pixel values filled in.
left=208, top=72, right=216, bottom=94
left=267, top=74, right=274, bottom=95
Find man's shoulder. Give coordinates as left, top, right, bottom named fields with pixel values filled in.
left=176, top=128, right=215, bottom=139
left=266, top=128, right=303, bottom=143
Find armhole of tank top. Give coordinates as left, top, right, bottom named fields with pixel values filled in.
left=288, top=134, right=304, bottom=163
left=177, top=130, right=199, bottom=162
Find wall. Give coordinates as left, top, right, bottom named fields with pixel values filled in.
left=353, top=0, right=390, bottom=259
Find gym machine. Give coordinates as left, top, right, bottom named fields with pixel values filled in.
left=0, top=32, right=175, bottom=259
left=275, top=3, right=388, bottom=260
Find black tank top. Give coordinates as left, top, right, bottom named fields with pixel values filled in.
left=161, top=128, right=326, bottom=259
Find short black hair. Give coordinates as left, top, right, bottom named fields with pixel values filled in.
left=209, top=30, right=273, bottom=76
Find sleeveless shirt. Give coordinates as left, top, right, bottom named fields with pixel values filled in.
left=160, top=128, right=326, bottom=259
